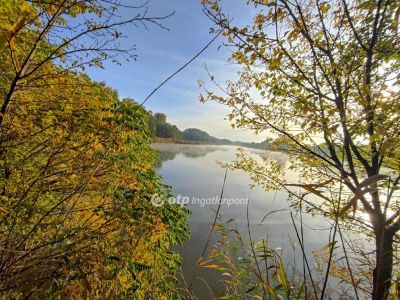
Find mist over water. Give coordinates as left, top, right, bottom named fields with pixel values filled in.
left=153, top=144, right=337, bottom=298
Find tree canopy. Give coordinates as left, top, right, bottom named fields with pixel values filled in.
left=0, top=1, right=189, bottom=298
left=202, top=0, right=400, bottom=298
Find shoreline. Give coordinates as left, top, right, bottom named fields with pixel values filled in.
left=152, top=137, right=274, bottom=150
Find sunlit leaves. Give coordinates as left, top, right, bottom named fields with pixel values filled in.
left=0, top=2, right=188, bottom=298
left=202, top=0, right=400, bottom=295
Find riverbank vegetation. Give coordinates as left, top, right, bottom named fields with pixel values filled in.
left=1, top=0, right=400, bottom=299
left=149, top=112, right=272, bottom=149
left=0, top=1, right=188, bottom=298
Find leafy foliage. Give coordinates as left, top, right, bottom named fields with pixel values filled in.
left=148, top=112, right=184, bottom=140
left=202, top=0, right=400, bottom=298
left=0, top=1, right=189, bottom=298
left=200, top=218, right=312, bottom=299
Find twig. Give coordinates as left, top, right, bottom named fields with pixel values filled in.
left=247, top=202, right=266, bottom=298
left=262, top=239, right=272, bottom=300
left=290, top=212, right=319, bottom=299
left=320, top=185, right=342, bottom=299
left=338, top=225, right=360, bottom=300
left=299, top=197, right=307, bottom=299
left=138, top=31, right=222, bottom=109
left=187, top=168, right=228, bottom=294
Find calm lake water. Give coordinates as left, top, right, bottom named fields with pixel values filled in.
left=154, top=144, right=335, bottom=299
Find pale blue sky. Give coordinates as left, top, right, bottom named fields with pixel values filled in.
left=87, top=0, right=263, bottom=142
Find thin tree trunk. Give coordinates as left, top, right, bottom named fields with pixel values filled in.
left=0, top=75, right=19, bottom=128
left=373, top=229, right=394, bottom=300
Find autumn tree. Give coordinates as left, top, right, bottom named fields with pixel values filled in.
left=201, top=0, right=400, bottom=299
left=0, top=74, right=189, bottom=297
left=0, top=0, right=189, bottom=298
left=0, top=0, right=173, bottom=127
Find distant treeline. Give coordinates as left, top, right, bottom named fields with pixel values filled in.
left=148, top=112, right=271, bottom=149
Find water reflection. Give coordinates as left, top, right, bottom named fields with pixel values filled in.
left=154, top=143, right=227, bottom=164
left=154, top=143, right=288, bottom=167
left=153, top=144, right=331, bottom=299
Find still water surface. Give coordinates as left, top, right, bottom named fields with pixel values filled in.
left=155, top=144, right=333, bottom=298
